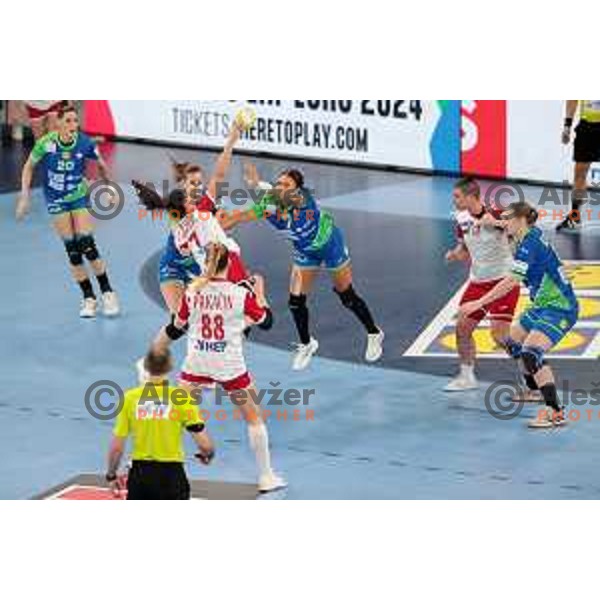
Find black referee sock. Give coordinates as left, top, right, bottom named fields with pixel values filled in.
left=79, top=279, right=96, bottom=300
left=571, top=190, right=587, bottom=222
left=96, top=272, right=113, bottom=294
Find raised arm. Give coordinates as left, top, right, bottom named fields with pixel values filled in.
left=206, top=123, right=243, bottom=200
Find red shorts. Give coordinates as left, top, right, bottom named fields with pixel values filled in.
left=25, top=101, right=63, bottom=120
left=227, top=252, right=250, bottom=284
left=180, top=371, right=252, bottom=392
left=460, top=279, right=519, bottom=323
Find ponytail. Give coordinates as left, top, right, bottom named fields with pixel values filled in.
left=132, top=180, right=187, bottom=220
left=132, top=180, right=165, bottom=211
left=189, top=244, right=230, bottom=292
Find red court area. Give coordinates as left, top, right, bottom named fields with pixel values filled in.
left=45, top=486, right=126, bottom=500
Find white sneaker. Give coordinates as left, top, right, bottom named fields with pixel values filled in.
left=292, top=338, right=319, bottom=371
left=258, top=472, right=288, bottom=494
left=102, top=292, right=121, bottom=317
left=444, top=374, right=479, bottom=393
left=528, top=407, right=567, bottom=429
left=80, top=297, right=98, bottom=319
left=366, top=330, right=384, bottom=363
left=136, top=358, right=149, bottom=385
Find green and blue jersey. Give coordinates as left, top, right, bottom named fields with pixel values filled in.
left=31, top=131, right=99, bottom=203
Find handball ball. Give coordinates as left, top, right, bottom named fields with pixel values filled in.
left=234, top=107, right=257, bottom=132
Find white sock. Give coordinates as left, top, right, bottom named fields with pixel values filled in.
left=460, top=364, right=475, bottom=379
left=248, top=422, right=273, bottom=479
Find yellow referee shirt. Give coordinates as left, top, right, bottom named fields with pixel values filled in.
left=580, top=100, right=600, bottom=123
left=113, top=383, right=204, bottom=463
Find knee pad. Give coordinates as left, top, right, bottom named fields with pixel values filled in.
left=503, top=338, right=523, bottom=360
left=64, top=239, right=83, bottom=266
left=521, top=346, right=545, bottom=376
left=335, top=285, right=358, bottom=309
left=78, top=235, right=100, bottom=262
left=289, top=294, right=307, bottom=312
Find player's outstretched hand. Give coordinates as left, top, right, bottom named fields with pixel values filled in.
left=243, top=161, right=260, bottom=189
left=15, top=193, right=31, bottom=221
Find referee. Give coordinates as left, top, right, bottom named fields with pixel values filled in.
left=558, top=100, right=600, bottom=231
left=106, top=349, right=214, bottom=500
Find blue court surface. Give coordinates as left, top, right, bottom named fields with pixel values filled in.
left=2, top=141, right=600, bottom=500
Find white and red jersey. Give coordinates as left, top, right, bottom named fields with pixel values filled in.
left=174, top=199, right=240, bottom=273
left=454, top=206, right=513, bottom=283
left=178, top=279, right=266, bottom=381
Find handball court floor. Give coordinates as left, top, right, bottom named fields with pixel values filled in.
left=2, top=140, right=600, bottom=500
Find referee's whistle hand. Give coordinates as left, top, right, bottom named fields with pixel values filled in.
left=194, top=432, right=215, bottom=465
left=110, top=475, right=127, bottom=498
left=196, top=451, right=215, bottom=466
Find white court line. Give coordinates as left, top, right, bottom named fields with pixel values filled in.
left=449, top=320, right=600, bottom=330
left=403, top=283, right=467, bottom=357
left=42, top=484, right=81, bottom=500
left=583, top=333, right=600, bottom=359
left=418, top=352, right=595, bottom=361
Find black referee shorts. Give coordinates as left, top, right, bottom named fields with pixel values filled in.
left=574, top=120, right=600, bottom=164
left=127, top=461, right=191, bottom=500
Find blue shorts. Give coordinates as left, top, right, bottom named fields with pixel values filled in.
left=46, top=195, right=89, bottom=216
left=520, top=305, right=579, bottom=346
left=293, top=226, right=350, bottom=271
left=159, top=249, right=201, bottom=285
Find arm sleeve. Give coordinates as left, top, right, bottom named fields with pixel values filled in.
left=30, top=137, right=49, bottom=164
left=244, top=291, right=267, bottom=323
left=177, top=293, right=191, bottom=324
left=251, top=192, right=277, bottom=219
